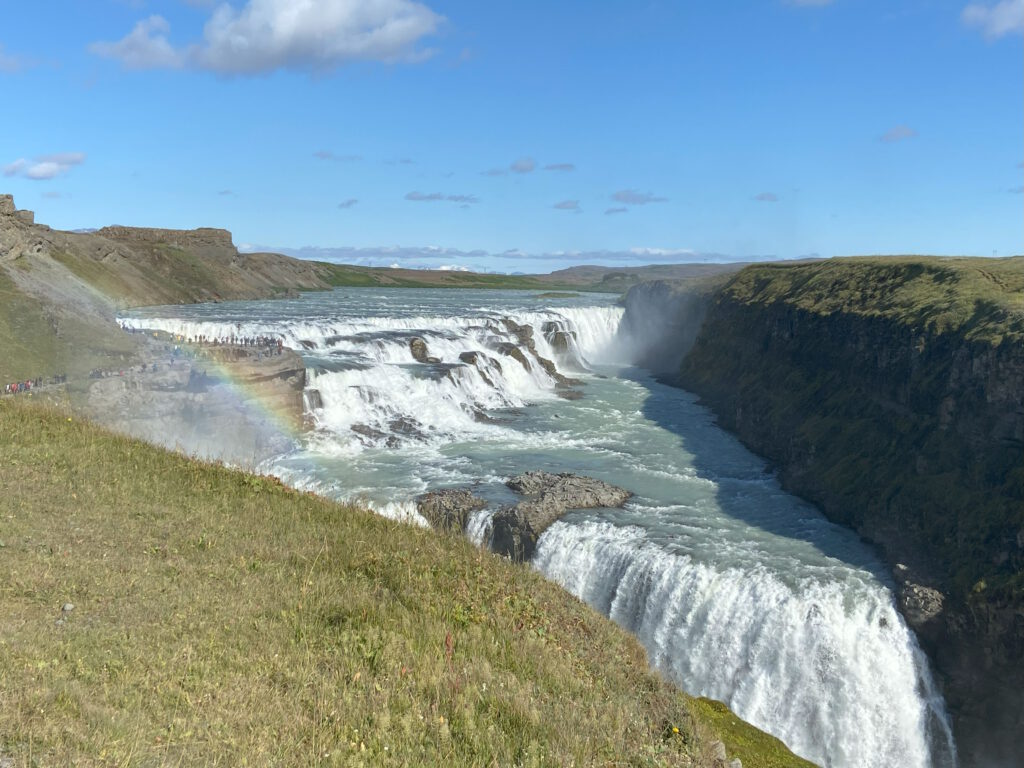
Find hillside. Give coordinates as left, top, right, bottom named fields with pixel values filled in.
left=0, top=399, right=812, bottom=768
left=634, top=256, right=1024, bottom=767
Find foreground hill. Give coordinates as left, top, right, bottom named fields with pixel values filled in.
left=0, top=399, right=811, bottom=768
left=626, top=256, right=1024, bottom=767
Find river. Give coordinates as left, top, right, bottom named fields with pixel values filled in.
left=121, top=287, right=957, bottom=768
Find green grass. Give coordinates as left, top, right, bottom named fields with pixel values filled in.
left=0, top=270, right=61, bottom=382
left=0, top=400, right=813, bottom=768
left=0, top=270, right=138, bottom=384
left=724, top=256, right=1024, bottom=345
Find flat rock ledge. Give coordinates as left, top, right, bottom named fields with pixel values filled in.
left=416, top=489, right=488, bottom=532
left=492, top=471, right=631, bottom=562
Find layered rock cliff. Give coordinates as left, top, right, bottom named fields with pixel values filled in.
left=630, top=257, right=1023, bottom=767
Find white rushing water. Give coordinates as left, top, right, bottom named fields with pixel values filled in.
left=121, top=287, right=957, bottom=768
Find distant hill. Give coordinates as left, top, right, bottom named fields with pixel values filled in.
left=545, top=262, right=748, bottom=292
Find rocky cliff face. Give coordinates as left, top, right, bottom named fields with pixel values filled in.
left=631, top=257, right=1024, bottom=767
left=97, top=225, right=236, bottom=256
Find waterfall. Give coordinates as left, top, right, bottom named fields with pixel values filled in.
left=533, top=520, right=957, bottom=768
left=120, top=305, right=625, bottom=451
left=119, top=288, right=957, bottom=768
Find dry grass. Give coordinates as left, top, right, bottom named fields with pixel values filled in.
left=0, top=400, right=812, bottom=767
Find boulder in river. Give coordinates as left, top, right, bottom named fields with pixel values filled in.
left=491, top=471, right=631, bottom=561
left=416, top=489, right=488, bottom=532
left=409, top=336, right=441, bottom=364
left=493, top=342, right=532, bottom=372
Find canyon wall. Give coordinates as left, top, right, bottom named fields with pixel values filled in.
left=628, top=257, right=1024, bottom=767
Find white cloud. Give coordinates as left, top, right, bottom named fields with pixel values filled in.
left=754, top=192, right=780, bottom=202
left=89, top=16, right=186, bottom=70
left=337, top=198, right=359, bottom=209
left=0, top=44, right=30, bottom=73
left=91, top=0, right=443, bottom=74
left=510, top=157, right=536, bottom=174
left=962, top=0, right=1024, bottom=39
left=880, top=125, right=917, bottom=143
left=4, top=152, right=86, bottom=180
left=405, top=191, right=478, bottom=204
left=544, top=163, right=575, bottom=172
left=435, top=264, right=471, bottom=271
left=605, top=207, right=628, bottom=215
left=314, top=150, right=361, bottom=161
left=612, top=189, right=668, bottom=205
left=553, top=200, right=581, bottom=212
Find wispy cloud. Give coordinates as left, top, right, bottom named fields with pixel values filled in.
left=962, top=0, right=1024, bottom=39
left=89, top=16, right=186, bottom=69
left=4, top=152, right=86, bottom=180
left=91, top=0, right=444, bottom=74
left=754, top=192, right=780, bottom=202
left=314, top=150, right=361, bottom=162
left=612, top=189, right=668, bottom=205
left=605, top=207, right=629, bottom=215
left=0, top=44, right=31, bottom=73
left=217, top=189, right=234, bottom=196
left=1010, top=186, right=1024, bottom=194
left=405, top=191, right=479, bottom=204
left=510, top=157, right=536, bottom=174
left=337, top=198, right=359, bottom=208
left=544, top=163, right=575, bottom=172
left=553, top=200, right=581, bottom=212
left=480, top=167, right=507, bottom=177
left=880, top=125, right=917, bottom=143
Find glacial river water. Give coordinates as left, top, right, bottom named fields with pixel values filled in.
left=121, top=287, right=957, bottom=768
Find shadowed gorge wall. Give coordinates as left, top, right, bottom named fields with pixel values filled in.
left=649, top=257, right=1023, bottom=767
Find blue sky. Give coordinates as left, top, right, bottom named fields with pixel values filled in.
left=1, top=1, right=1021, bottom=272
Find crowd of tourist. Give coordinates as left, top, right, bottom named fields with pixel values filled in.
left=4, top=327, right=287, bottom=398
left=3, top=374, right=66, bottom=396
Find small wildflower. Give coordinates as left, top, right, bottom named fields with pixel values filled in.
left=672, top=726, right=679, bottom=734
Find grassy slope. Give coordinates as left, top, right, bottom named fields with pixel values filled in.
left=0, top=401, right=812, bottom=768
left=0, top=268, right=138, bottom=384
left=318, top=264, right=575, bottom=291
left=725, top=255, right=1024, bottom=343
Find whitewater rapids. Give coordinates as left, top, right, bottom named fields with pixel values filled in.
left=120, top=287, right=957, bottom=768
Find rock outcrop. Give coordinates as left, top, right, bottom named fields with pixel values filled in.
left=491, top=471, right=631, bottom=561
left=97, top=225, right=235, bottom=256
left=416, top=489, right=488, bottom=532
left=409, top=336, right=441, bottom=364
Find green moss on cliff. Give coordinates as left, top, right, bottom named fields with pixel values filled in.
left=724, top=256, right=1024, bottom=344
left=682, top=256, right=1024, bottom=602
left=676, top=256, right=1024, bottom=762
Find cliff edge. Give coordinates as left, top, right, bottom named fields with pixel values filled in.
left=647, top=256, right=1023, bottom=767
